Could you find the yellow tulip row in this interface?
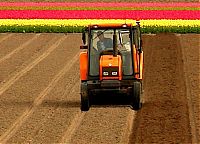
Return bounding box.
[0,19,199,27]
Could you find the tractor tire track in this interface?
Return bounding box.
[0,33,13,44]
[0,0,198,2]
[0,33,34,59]
[0,34,40,64]
[0,34,81,143]
[61,111,86,144]
[0,52,79,143]
[0,34,61,86]
[0,34,80,138]
[7,61,80,143]
[129,33,192,143]
[178,34,200,143]
[0,36,66,96]
[70,107,133,144]
[129,35,155,142]
[182,47,198,143]
[119,109,136,144]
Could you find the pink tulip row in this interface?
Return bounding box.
[0,10,199,20]
[0,2,199,8]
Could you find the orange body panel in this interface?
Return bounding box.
[133,45,144,80]
[139,51,144,80]
[99,55,122,80]
[80,52,88,81]
[133,45,139,78]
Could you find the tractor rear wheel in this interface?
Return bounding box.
[81,83,90,111]
[130,81,142,110]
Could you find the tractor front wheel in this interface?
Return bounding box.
[130,81,142,110]
[81,83,90,111]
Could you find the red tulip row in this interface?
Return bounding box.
[0,2,200,7]
[0,10,199,19]
[0,2,199,20]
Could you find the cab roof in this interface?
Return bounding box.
[88,23,133,29]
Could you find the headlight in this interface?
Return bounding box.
[103,72,109,76]
[112,72,118,76]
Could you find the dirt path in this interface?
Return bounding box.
[0,0,198,2]
[129,33,194,143]
[0,33,199,143]
[178,34,200,143]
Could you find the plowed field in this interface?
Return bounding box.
[0,0,199,2]
[0,33,199,143]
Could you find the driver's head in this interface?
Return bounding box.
[97,31,104,41]
[122,34,130,44]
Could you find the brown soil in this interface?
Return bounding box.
[0,33,199,143]
[129,33,199,143]
[6,0,200,2]
[0,0,199,2]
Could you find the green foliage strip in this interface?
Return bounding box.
[0,25,199,33]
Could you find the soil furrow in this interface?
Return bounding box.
[6,61,80,143]
[183,50,198,143]
[0,33,61,86]
[0,34,80,139]
[129,33,192,143]
[71,107,133,144]
[178,34,200,143]
[0,52,79,143]
[61,111,86,143]
[118,109,136,144]
[0,33,34,59]
[142,34,155,105]
[0,33,13,44]
[0,35,66,95]
[0,34,40,63]
[0,0,198,2]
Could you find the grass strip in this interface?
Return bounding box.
[0,25,199,33]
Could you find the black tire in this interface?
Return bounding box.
[80,83,90,111]
[130,81,142,110]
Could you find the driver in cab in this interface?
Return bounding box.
[97,31,113,52]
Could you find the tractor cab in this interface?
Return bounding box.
[80,22,143,111]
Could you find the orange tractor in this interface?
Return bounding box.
[80,22,144,111]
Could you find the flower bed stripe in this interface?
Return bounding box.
[1,19,199,27]
[0,19,199,33]
[0,6,199,11]
[0,10,199,20]
[0,2,199,33]
[0,2,199,11]
[0,2,199,8]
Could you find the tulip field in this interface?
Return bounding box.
[0,2,199,33]
[0,0,199,144]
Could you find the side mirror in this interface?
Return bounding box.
[80,45,88,49]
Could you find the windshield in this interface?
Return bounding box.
[89,29,133,76]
